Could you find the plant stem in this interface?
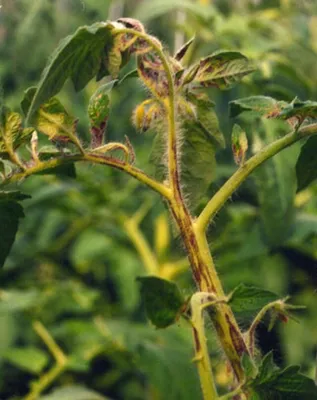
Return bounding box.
[197,123,317,232]
[193,227,249,382]
[122,214,160,275]
[24,364,66,400]
[24,321,68,400]
[190,292,219,400]
[131,25,251,385]
[1,152,171,200]
[112,27,180,196]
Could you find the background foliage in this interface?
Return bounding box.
[0,0,316,398]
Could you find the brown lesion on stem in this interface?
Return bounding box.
[193,327,201,353]
[225,314,248,357]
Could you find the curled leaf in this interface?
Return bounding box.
[0,107,32,157]
[231,124,248,166]
[180,63,200,87]
[174,36,195,61]
[132,99,163,132]
[137,53,169,98]
[88,80,117,148]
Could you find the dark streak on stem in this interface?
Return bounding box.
[225,314,248,357]
[193,327,201,353]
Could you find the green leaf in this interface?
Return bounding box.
[39,385,108,400]
[182,122,217,207]
[3,346,49,374]
[150,120,217,209]
[250,353,317,399]
[137,276,185,328]
[0,191,30,268]
[187,93,225,148]
[242,352,258,379]
[0,289,39,313]
[22,88,77,142]
[253,120,299,246]
[100,319,200,400]
[117,68,139,85]
[255,351,279,382]
[296,136,317,191]
[0,107,32,156]
[229,284,279,318]
[287,212,317,243]
[26,22,114,121]
[194,50,255,90]
[229,96,287,118]
[137,327,201,399]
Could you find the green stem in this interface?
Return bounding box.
[113,27,179,194]
[197,123,317,232]
[246,297,291,356]
[190,292,219,400]
[219,384,244,400]
[24,321,68,400]
[1,152,171,200]
[122,214,160,275]
[117,26,250,385]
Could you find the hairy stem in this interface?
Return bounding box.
[197,123,317,232]
[1,152,171,199]
[128,25,251,385]
[190,292,220,400]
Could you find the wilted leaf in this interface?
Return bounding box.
[137,53,170,98]
[0,107,32,156]
[229,284,279,318]
[194,50,255,89]
[0,191,30,268]
[4,346,49,374]
[88,80,117,147]
[296,136,317,191]
[22,88,77,142]
[137,276,185,328]
[174,36,195,61]
[231,124,248,165]
[26,22,114,121]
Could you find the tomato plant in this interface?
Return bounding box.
[1,9,317,400]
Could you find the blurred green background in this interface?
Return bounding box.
[0,0,317,399]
